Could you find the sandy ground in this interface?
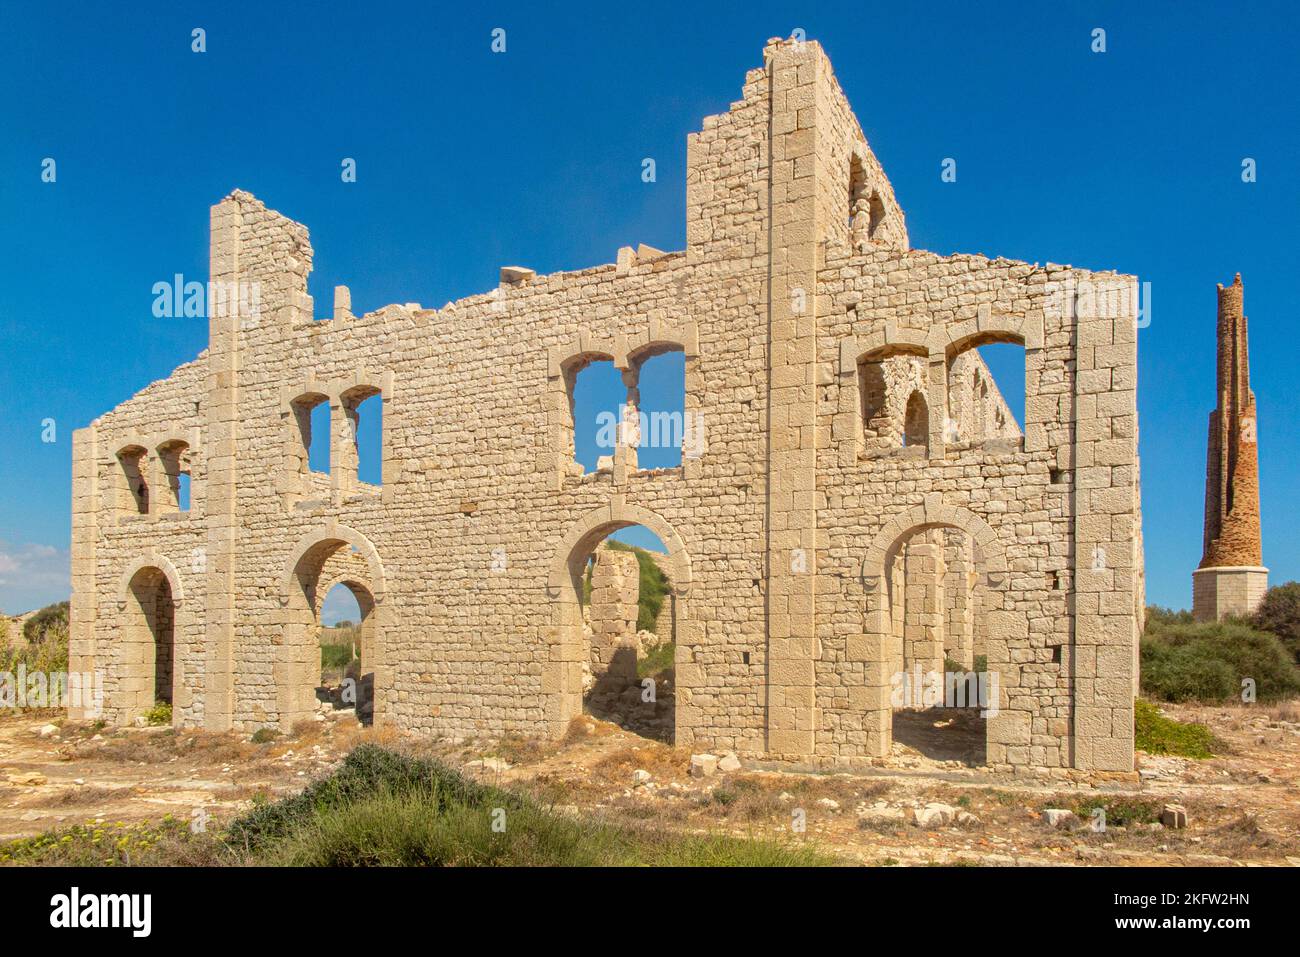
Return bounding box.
[2,701,1299,865]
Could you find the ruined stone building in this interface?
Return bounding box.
[69,37,1144,773]
[1194,274,1267,620]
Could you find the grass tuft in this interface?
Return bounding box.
[1134,699,1216,759]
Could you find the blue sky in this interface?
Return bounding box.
[1,1,1296,617]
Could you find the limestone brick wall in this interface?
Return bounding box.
[70,357,208,726]
[70,36,1141,773]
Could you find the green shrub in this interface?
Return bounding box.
[1253,582,1300,664]
[320,643,356,669]
[1140,618,1300,704]
[22,601,69,643]
[236,746,832,867]
[1141,642,1236,702]
[0,614,68,674]
[0,816,229,867]
[1145,605,1194,629]
[259,787,832,867]
[637,640,675,679]
[1133,699,1215,758]
[226,744,515,851]
[143,701,172,726]
[250,728,279,745]
[1069,790,1164,826]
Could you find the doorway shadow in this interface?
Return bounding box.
[891,707,987,765]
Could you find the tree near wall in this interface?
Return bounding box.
[23,601,69,643]
[1253,582,1300,664]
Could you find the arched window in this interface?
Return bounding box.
[945,336,1026,447]
[867,192,886,240]
[849,155,869,244]
[858,349,927,455]
[156,439,192,514]
[288,392,331,500]
[560,339,691,478]
[849,153,888,244]
[341,384,383,489]
[630,346,687,470]
[566,355,622,474]
[116,445,149,515]
[904,390,929,448]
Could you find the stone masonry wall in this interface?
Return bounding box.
[70,37,1142,773]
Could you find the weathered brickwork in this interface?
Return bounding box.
[69,37,1143,773]
[1194,274,1266,621]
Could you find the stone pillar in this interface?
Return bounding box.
[333,394,359,499]
[903,530,947,682]
[587,547,640,687]
[68,425,100,720]
[944,531,974,669]
[619,367,640,473]
[1070,274,1139,772]
[762,37,823,758]
[202,195,242,731]
[204,191,315,731]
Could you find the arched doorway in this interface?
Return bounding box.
[317,579,377,725]
[546,505,694,745]
[278,525,386,733]
[579,529,676,742]
[121,565,177,724]
[855,502,1025,764]
[883,524,988,764]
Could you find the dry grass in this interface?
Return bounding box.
[754,771,891,804]
[68,729,253,765]
[212,784,273,802]
[706,776,785,821]
[1202,812,1297,859]
[1267,700,1300,723]
[700,772,893,826]
[485,733,556,766]
[28,786,120,809]
[520,772,578,806]
[563,714,620,744]
[592,744,688,783]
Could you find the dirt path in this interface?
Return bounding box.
[0,710,381,841]
[3,701,1299,865]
